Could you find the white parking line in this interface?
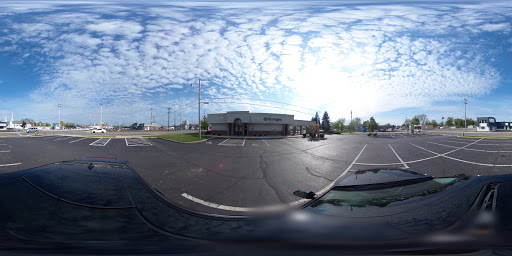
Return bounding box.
[16,133,22,136]
[429,141,512,153]
[218,139,230,145]
[125,138,152,146]
[262,139,269,146]
[182,144,368,212]
[242,139,246,147]
[356,139,483,166]
[69,138,87,143]
[410,139,512,167]
[89,138,111,146]
[54,137,73,141]
[0,163,21,167]
[282,139,292,145]
[0,150,11,153]
[389,144,409,168]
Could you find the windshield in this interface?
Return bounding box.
[310,178,459,213]
[1,0,512,253]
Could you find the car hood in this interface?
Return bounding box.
[1,159,512,254]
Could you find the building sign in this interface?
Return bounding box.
[264,117,283,121]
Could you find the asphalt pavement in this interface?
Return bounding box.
[2,132,512,215]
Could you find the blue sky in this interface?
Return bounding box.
[1,1,512,126]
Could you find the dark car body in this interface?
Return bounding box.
[1,159,511,255]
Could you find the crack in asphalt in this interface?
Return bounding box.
[257,152,286,203]
[305,166,334,182]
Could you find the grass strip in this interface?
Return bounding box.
[153,133,210,142]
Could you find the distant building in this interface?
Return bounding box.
[0,121,6,130]
[477,117,512,131]
[131,123,144,130]
[144,122,161,131]
[208,111,313,136]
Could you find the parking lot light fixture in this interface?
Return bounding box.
[191,79,202,139]
[58,104,61,130]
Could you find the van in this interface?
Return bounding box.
[26,127,38,133]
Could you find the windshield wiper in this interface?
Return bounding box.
[332,177,434,191]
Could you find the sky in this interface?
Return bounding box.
[1,0,512,126]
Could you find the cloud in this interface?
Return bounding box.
[0,1,510,123]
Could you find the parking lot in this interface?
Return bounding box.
[2,133,512,215]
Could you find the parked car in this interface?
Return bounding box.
[25,127,38,133]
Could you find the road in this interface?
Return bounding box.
[2,132,512,215]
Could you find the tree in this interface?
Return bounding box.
[445,117,454,126]
[311,112,320,125]
[60,121,65,127]
[321,111,331,132]
[367,117,379,133]
[21,118,35,125]
[467,118,475,126]
[414,114,428,125]
[308,123,320,138]
[332,118,345,131]
[431,120,438,127]
[201,116,209,131]
[403,118,410,126]
[454,118,464,128]
[411,117,420,125]
[21,121,26,128]
[439,121,444,126]
[349,117,362,131]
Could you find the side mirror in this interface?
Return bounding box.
[293,190,316,199]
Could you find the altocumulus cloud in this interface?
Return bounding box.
[0,1,510,122]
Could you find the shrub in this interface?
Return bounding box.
[367,133,372,136]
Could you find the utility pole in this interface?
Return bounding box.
[174,113,176,131]
[89,113,91,127]
[58,104,61,129]
[150,108,153,124]
[179,112,182,134]
[167,108,171,132]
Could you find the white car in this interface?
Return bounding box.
[26,127,38,133]
[91,128,106,133]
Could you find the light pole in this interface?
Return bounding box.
[191,79,201,139]
[350,110,352,134]
[100,103,103,128]
[179,112,182,134]
[58,104,61,129]
[167,108,171,132]
[464,98,467,132]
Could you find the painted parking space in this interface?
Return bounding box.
[53,136,74,141]
[0,139,21,168]
[125,138,152,146]
[218,138,246,146]
[89,138,111,146]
